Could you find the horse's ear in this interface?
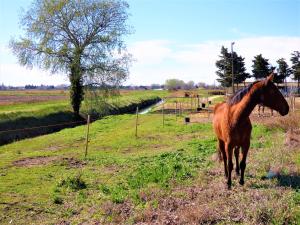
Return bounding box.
[267,73,274,82]
[264,73,274,85]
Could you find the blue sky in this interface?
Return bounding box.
[127,0,300,42]
[0,0,299,86]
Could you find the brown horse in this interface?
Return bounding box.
[213,74,289,188]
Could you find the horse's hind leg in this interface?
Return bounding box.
[218,139,227,178]
[234,147,240,175]
[225,143,233,189]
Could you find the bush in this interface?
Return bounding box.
[53,195,63,204]
[58,174,87,191]
[264,113,300,132]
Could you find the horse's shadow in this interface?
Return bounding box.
[249,172,300,190]
[277,174,300,189]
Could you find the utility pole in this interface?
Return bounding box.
[231,42,235,94]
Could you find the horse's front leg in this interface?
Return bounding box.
[225,143,233,189]
[240,141,250,185]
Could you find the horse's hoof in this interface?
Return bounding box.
[227,181,232,189]
[239,180,244,185]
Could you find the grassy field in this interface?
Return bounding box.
[0,90,167,145]
[0,112,299,224]
[0,89,168,114]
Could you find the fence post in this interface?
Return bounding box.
[84,115,90,159]
[179,102,182,115]
[135,106,139,138]
[175,101,178,120]
[162,102,165,127]
[293,96,296,112]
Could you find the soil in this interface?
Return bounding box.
[13,156,86,168]
[13,156,59,167]
[0,95,67,105]
[61,157,86,168]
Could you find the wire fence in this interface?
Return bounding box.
[0,120,86,134]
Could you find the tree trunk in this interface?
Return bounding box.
[298,78,299,94]
[70,52,84,115]
[70,71,83,115]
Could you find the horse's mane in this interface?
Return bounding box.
[228,81,260,105]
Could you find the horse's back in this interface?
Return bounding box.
[213,101,252,145]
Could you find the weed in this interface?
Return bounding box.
[264,113,300,132]
[127,151,197,189]
[100,184,111,195]
[58,174,87,191]
[52,195,63,204]
[76,190,87,203]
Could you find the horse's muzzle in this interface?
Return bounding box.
[279,105,289,116]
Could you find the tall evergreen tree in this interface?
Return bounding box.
[215,46,249,88]
[233,54,250,86]
[216,46,231,87]
[290,51,300,93]
[252,54,272,80]
[274,58,291,84]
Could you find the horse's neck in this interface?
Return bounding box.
[231,89,259,123]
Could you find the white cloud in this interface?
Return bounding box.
[235,36,300,69]
[0,63,68,86]
[0,44,10,55]
[0,44,68,86]
[126,36,300,85]
[129,40,172,65]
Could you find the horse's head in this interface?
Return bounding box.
[258,73,289,116]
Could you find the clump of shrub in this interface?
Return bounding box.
[58,174,87,191]
[52,195,63,204]
[208,90,225,95]
[264,113,300,132]
[100,184,128,204]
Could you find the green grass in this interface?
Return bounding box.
[0,113,299,224]
[0,90,167,145]
[0,114,215,224]
[0,90,167,115]
[0,89,299,224]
